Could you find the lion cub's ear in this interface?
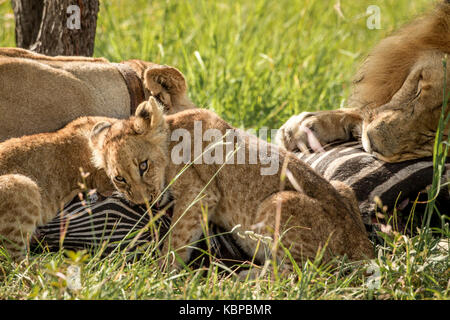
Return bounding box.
[89,121,112,168]
[143,65,187,113]
[133,97,165,135]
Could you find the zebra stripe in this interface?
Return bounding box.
[297,143,449,223]
[33,194,171,254]
[34,143,449,260]
[32,193,249,266]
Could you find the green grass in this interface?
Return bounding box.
[0,0,430,130]
[94,0,431,131]
[0,0,448,299]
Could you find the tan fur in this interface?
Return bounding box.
[0,117,115,259]
[277,2,450,162]
[90,98,374,270]
[0,48,195,142]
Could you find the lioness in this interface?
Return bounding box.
[0,116,114,258]
[89,98,374,269]
[0,47,195,142]
[276,2,450,163]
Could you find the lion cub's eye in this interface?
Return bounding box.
[115,175,126,183]
[139,160,148,176]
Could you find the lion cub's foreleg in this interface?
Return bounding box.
[0,174,42,259]
[161,168,219,270]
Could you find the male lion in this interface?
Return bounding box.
[0,48,195,142]
[89,98,374,270]
[276,1,450,163]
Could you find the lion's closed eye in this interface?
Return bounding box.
[115,175,127,183]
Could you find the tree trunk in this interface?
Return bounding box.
[11,0,44,49]
[11,0,99,57]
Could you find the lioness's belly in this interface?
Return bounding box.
[0,57,130,141]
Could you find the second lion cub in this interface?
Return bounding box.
[0,117,115,259]
[90,98,374,269]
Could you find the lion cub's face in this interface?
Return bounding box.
[90,98,169,205]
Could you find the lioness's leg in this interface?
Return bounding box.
[0,174,42,259]
[276,109,362,152]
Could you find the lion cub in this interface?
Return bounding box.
[0,117,114,259]
[90,98,374,269]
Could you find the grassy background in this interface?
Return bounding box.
[0,0,448,300]
[0,0,432,129]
